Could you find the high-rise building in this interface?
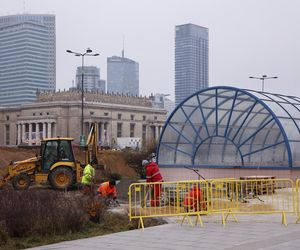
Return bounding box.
[107,51,139,96]
[175,23,209,105]
[76,66,106,92]
[0,14,56,106]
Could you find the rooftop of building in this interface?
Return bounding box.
[37,89,154,108]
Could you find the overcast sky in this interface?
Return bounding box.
[1,0,300,100]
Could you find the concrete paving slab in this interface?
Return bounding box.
[27,214,300,250]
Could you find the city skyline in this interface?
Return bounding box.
[1,0,300,101]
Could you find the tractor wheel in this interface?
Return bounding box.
[49,167,74,190]
[12,173,31,190]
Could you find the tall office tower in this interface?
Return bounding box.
[0,14,56,106]
[107,51,139,96]
[76,66,106,92]
[175,23,209,105]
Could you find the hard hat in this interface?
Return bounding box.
[142,160,149,166]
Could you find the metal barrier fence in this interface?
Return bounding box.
[128,180,209,229]
[128,178,297,229]
[296,179,300,223]
[210,178,294,226]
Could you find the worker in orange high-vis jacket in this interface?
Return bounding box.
[97,180,117,200]
[183,185,206,212]
[142,159,164,206]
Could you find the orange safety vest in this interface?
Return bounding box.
[97,181,117,198]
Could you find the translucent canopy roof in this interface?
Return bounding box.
[157,86,300,169]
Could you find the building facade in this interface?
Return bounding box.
[175,23,209,106]
[0,14,56,106]
[76,66,106,92]
[0,90,166,148]
[107,54,139,96]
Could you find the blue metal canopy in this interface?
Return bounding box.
[157,86,300,169]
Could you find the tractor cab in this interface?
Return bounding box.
[40,138,75,172]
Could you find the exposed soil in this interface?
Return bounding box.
[0,146,137,181]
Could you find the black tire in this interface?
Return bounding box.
[12,173,31,190]
[49,167,74,190]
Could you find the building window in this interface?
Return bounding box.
[6,115,9,121]
[47,112,49,115]
[143,116,146,121]
[154,116,157,120]
[130,123,135,137]
[117,123,122,137]
[130,114,134,120]
[40,113,42,116]
[33,113,36,116]
[118,113,122,120]
[90,111,94,115]
[104,112,109,116]
[5,124,10,145]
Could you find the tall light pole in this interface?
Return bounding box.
[249,75,278,92]
[66,48,99,147]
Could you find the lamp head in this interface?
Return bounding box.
[86,48,92,53]
[93,53,100,56]
[262,75,267,78]
[66,50,73,53]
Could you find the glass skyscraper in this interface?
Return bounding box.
[0,14,56,106]
[107,53,139,96]
[76,66,106,92]
[175,23,209,105]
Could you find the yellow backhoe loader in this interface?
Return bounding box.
[0,122,98,190]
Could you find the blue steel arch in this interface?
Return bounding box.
[157,86,294,169]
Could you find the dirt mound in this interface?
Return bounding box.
[0,147,137,179]
[0,147,38,176]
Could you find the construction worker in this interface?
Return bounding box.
[97,180,117,200]
[81,160,96,195]
[183,185,206,212]
[142,159,164,206]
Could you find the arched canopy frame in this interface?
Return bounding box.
[157,86,299,169]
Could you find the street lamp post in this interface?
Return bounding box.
[249,75,278,92]
[66,48,99,147]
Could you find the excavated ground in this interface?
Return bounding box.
[0,146,138,197]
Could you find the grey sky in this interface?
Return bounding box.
[1,0,300,100]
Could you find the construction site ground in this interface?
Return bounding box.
[0,146,138,197]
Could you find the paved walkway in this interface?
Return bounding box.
[28,214,300,250]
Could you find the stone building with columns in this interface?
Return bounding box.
[0,90,167,147]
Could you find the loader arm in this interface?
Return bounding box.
[84,122,98,165]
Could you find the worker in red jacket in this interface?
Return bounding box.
[183,185,206,212]
[142,159,164,206]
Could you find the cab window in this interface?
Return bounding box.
[59,140,74,161]
[43,141,58,171]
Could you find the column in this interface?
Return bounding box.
[97,122,102,145]
[52,122,56,137]
[100,122,105,144]
[22,123,26,143]
[29,123,32,146]
[155,126,159,140]
[17,123,21,145]
[36,123,40,144]
[42,122,46,139]
[47,122,52,138]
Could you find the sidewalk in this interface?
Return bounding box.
[28,214,300,250]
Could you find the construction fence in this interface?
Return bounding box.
[128,178,300,229]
